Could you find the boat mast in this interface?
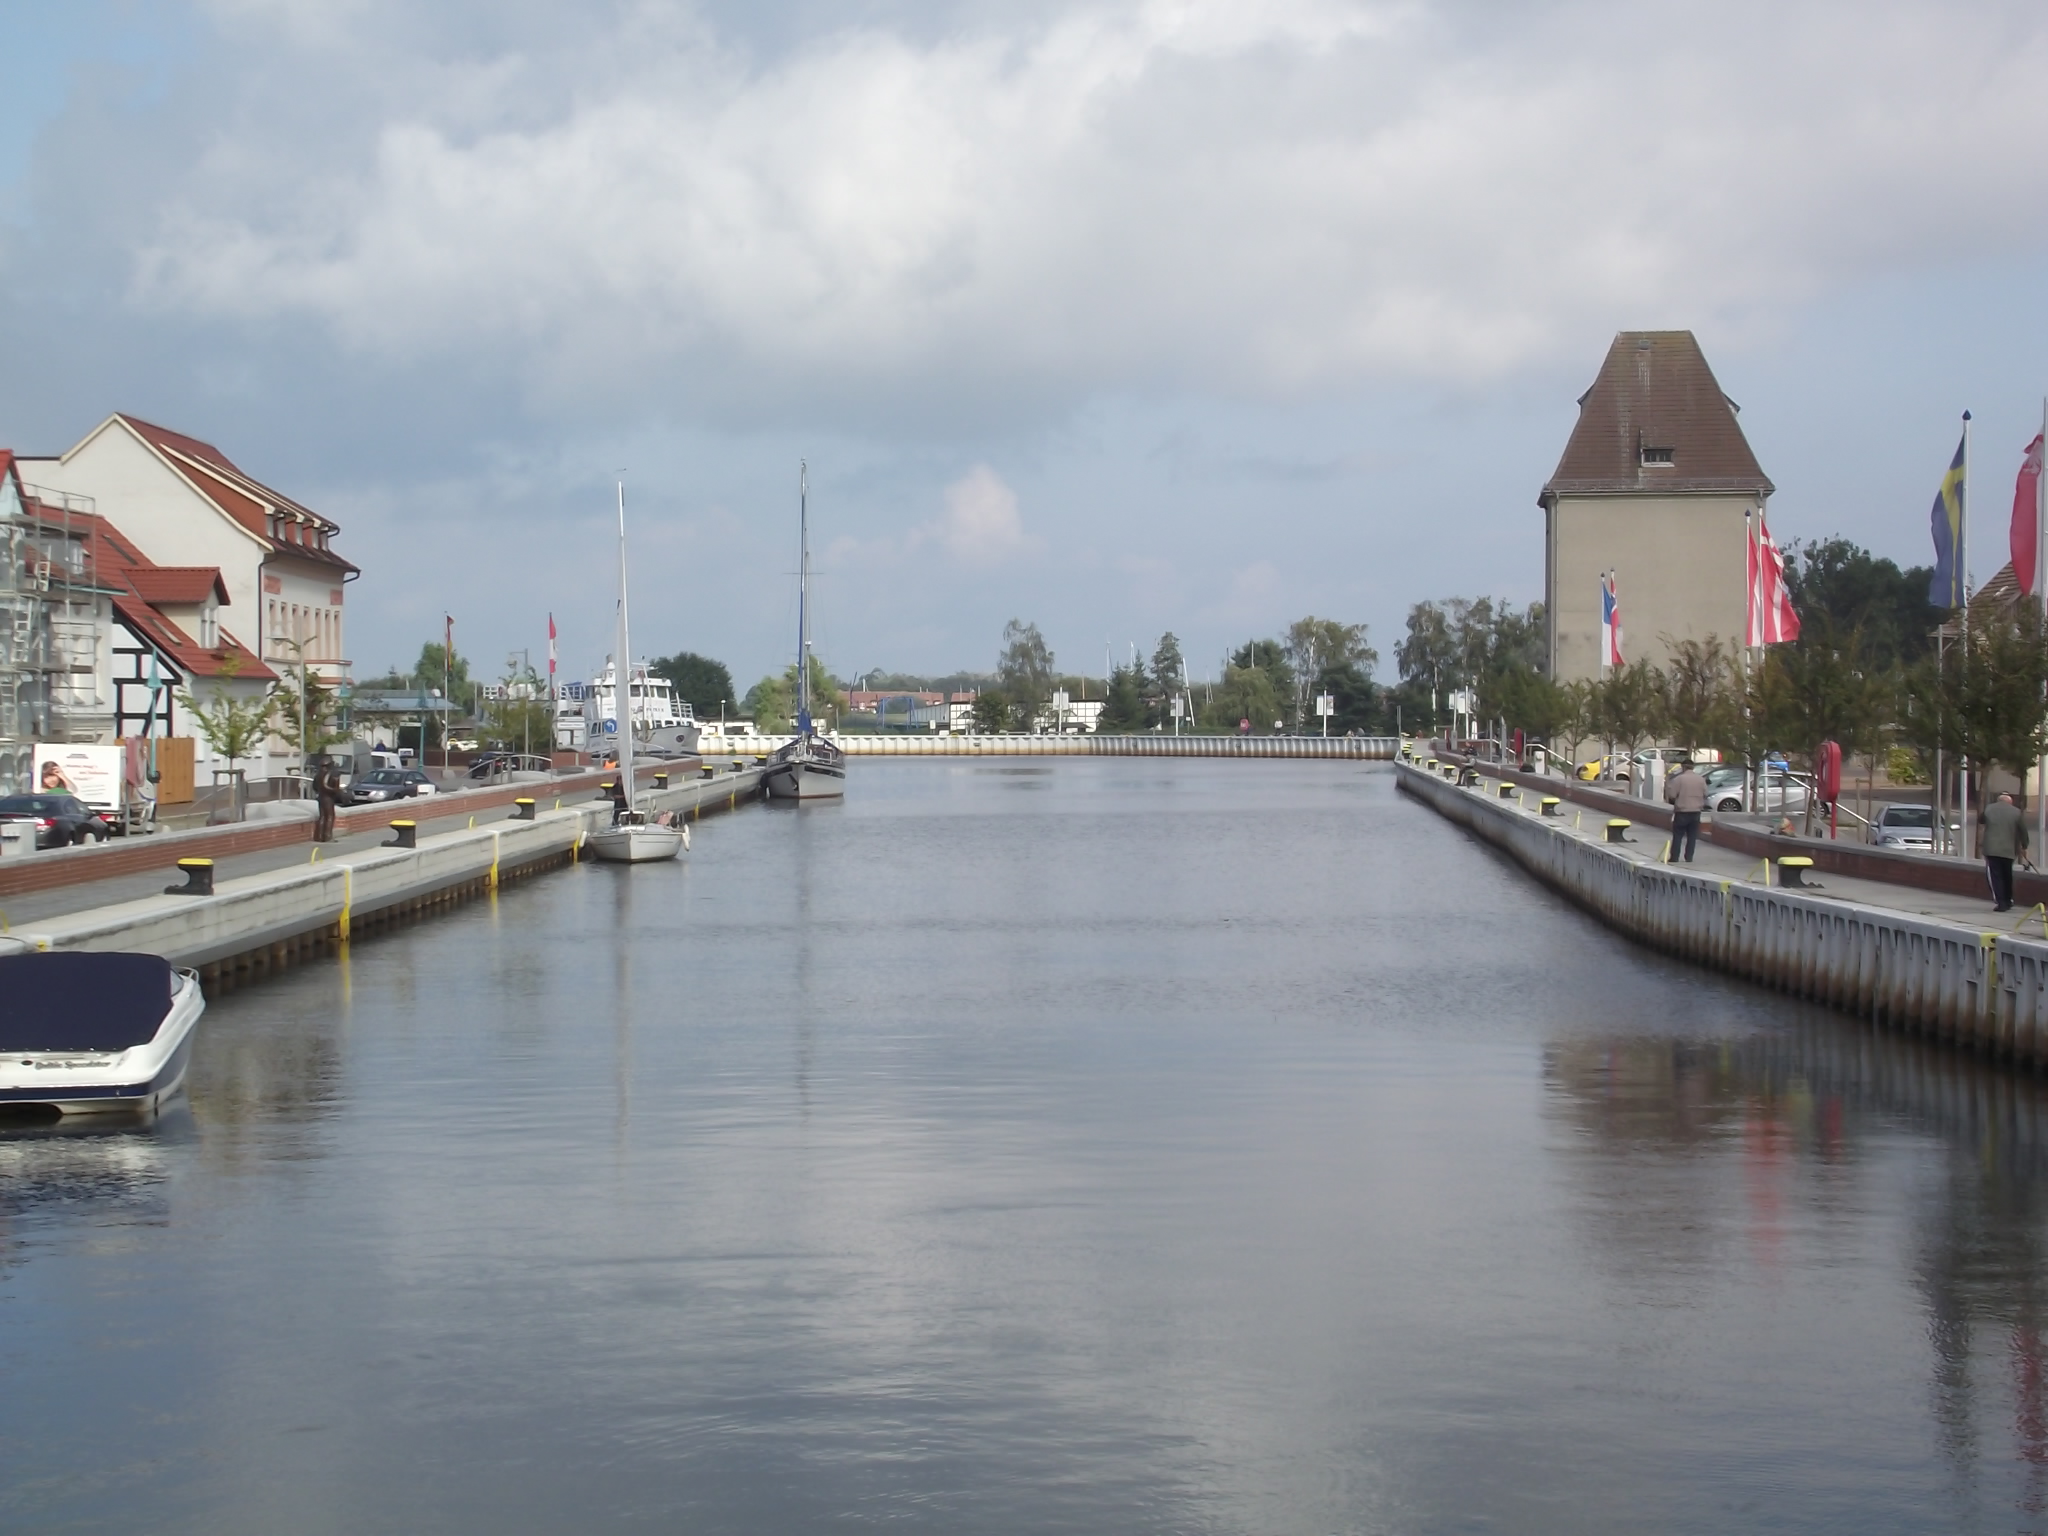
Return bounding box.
[616,477,635,813]
[796,460,812,739]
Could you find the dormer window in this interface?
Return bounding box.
[1641,445,1675,467]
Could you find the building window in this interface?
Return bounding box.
[1641,446,1675,466]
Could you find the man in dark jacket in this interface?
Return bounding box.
[1982,792,2030,911]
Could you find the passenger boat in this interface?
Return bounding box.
[587,480,684,865]
[0,951,205,1114]
[764,462,846,801]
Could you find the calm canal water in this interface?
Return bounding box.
[7,760,2048,1533]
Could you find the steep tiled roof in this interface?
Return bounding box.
[1541,332,1774,501]
[127,566,229,606]
[70,511,275,682]
[115,414,358,574]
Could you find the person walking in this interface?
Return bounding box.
[1981,791,2030,911]
[1664,757,1708,863]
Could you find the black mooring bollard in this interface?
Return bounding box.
[1541,797,1563,817]
[1458,767,1480,787]
[597,780,616,802]
[512,798,536,822]
[654,771,669,789]
[164,857,214,897]
[700,766,717,780]
[385,819,417,849]
[1777,855,1815,888]
[1605,819,1632,844]
[1497,783,1516,799]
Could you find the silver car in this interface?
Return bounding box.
[1868,803,1936,851]
[1704,768,1809,814]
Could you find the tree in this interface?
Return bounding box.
[1203,665,1284,733]
[1903,608,2048,798]
[650,652,735,716]
[1227,639,1295,727]
[1784,538,1939,670]
[1098,666,1146,732]
[971,689,1014,733]
[996,620,1056,724]
[482,695,554,754]
[1661,636,1732,750]
[411,641,470,696]
[1311,660,1379,735]
[1592,662,1666,764]
[1286,618,1384,729]
[1549,679,1597,768]
[742,674,794,732]
[1149,633,1185,727]
[266,660,350,763]
[179,655,272,813]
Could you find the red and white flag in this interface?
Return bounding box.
[2012,432,2045,597]
[547,612,558,677]
[1600,572,1624,668]
[1746,511,1800,646]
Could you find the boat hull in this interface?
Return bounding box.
[764,757,846,800]
[587,824,685,863]
[0,973,204,1115]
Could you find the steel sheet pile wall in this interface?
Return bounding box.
[1397,761,2048,1067]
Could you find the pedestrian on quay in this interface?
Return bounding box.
[313,764,344,843]
[1981,791,2030,912]
[1663,756,1708,863]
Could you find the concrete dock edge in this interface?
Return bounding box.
[1396,759,2048,1068]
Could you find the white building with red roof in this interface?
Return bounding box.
[20,414,356,688]
[0,449,275,799]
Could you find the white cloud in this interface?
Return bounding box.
[918,463,1030,565]
[124,0,2048,425]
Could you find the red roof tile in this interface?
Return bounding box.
[68,509,275,682]
[127,566,229,606]
[114,413,358,574]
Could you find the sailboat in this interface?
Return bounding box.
[588,479,685,863]
[764,461,846,801]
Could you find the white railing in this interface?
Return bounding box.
[714,734,1399,759]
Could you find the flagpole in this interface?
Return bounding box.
[2038,397,2047,858]
[1959,412,1973,864]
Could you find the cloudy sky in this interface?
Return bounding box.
[4,0,2047,691]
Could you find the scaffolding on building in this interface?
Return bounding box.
[0,478,101,796]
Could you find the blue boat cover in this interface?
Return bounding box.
[0,952,175,1052]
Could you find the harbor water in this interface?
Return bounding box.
[8,760,2048,1533]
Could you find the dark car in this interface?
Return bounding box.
[348,768,438,804]
[0,793,113,849]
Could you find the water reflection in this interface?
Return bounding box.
[11,762,2048,1533]
[1549,1019,2048,1530]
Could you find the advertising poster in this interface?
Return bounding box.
[32,743,125,812]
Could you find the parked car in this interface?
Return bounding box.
[1868,803,1937,851]
[1702,768,1809,814]
[0,792,114,848]
[348,768,438,804]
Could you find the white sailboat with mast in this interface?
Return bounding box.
[588,479,685,863]
[764,461,846,800]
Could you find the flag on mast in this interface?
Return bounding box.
[1600,572,1623,668]
[2013,432,2046,597]
[1746,510,1800,645]
[1929,429,1968,607]
[547,613,558,678]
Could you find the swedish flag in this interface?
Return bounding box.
[1928,431,1967,607]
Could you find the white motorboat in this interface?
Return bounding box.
[764,461,846,802]
[586,479,683,865]
[0,951,205,1114]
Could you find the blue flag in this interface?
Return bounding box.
[1929,430,1967,607]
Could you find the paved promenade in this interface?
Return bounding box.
[1472,769,2035,937]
